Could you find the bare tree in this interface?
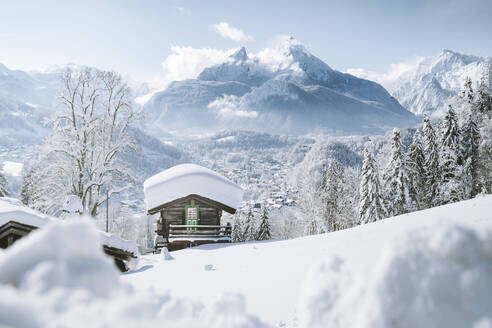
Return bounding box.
[24,68,140,216]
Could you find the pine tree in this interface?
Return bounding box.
[408,129,425,209]
[359,148,385,224]
[321,161,344,232]
[383,129,415,216]
[256,204,271,241]
[422,115,440,207]
[461,110,481,197]
[0,165,8,197]
[460,77,474,105]
[476,60,492,116]
[231,214,244,242]
[242,207,257,241]
[439,105,462,204]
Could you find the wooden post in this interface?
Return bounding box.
[7,235,14,247]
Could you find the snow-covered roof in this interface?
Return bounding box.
[0,197,138,255]
[143,163,244,213]
[0,197,56,228]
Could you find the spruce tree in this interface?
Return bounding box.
[243,207,257,241]
[476,61,492,116]
[383,129,415,216]
[461,110,481,197]
[256,204,271,241]
[321,161,344,232]
[0,168,8,197]
[408,129,425,209]
[422,115,440,207]
[231,214,244,242]
[359,148,386,224]
[439,105,462,204]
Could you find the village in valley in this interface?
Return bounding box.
[1,1,492,327]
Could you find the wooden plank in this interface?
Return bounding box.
[148,194,237,215]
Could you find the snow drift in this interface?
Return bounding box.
[143,163,244,212]
[298,221,492,328]
[0,221,268,328]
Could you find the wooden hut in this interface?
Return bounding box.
[144,164,243,251]
[0,197,137,271]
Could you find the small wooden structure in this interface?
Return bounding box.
[0,198,136,272]
[144,164,243,251]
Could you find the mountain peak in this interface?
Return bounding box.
[230,47,248,62]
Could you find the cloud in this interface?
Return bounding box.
[345,56,426,91]
[157,45,238,88]
[212,22,253,42]
[208,95,258,119]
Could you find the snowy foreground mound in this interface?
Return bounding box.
[1,196,492,327]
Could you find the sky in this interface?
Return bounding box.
[0,0,491,83]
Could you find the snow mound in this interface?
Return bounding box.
[299,221,492,328]
[0,197,138,255]
[0,222,269,327]
[144,163,243,212]
[0,220,120,296]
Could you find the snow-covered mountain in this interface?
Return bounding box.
[348,50,490,116]
[144,37,417,136]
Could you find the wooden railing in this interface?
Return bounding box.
[168,224,232,240]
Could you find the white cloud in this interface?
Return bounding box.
[212,22,253,42]
[208,95,258,119]
[157,45,238,88]
[345,56,426,91]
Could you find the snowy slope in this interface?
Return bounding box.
[144,37,417,136]
[348,50,490,115]
[1,195,491,327]
[123,195,492,327]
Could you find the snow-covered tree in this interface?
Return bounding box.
[0,165,8,197]
[408,129,425,209]
[461,110,481,197]
[383,129,415,216]
[320,161,345,232]
[243,207,257,241]
[359,148,385,224]
[422,115,440,207]
[26,68,140,215]
[231,214,244,242]
[476,61,492,116]
[256,204,271,241]
[439,105,463,204]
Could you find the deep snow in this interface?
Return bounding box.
[1,195,492,327]
[123,194,492,327]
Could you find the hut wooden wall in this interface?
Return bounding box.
[160,197,222,228]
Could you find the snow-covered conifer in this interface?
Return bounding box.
[243,207,257,241]
[321,161,344,232]
[422,115,440,207]
[256,204,271,241]
[0,165,8,197]
[461,110,481,197]
[476,61,492,116]
[383,129,415,216]
[439,105,462,204]
[231,214,244,242]
[359,148,385,224]
[408,129,425,209]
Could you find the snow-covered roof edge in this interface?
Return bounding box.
[143,164,244,213]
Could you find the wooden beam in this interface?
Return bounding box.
[148,194,237,215]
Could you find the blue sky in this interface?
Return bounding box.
[0,0,491,81]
